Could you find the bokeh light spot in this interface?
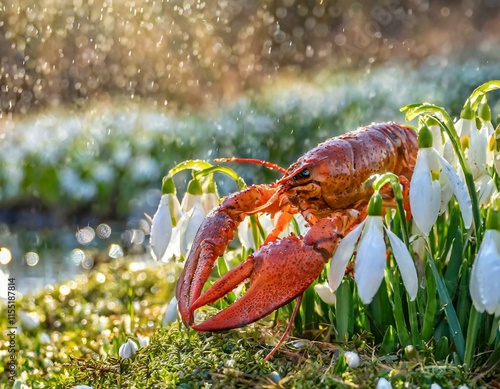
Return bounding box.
[0,247,12,265]
[70,249,85,266]
[25,251,40,266]
[109,244,124,258]
[82,256,94,269]
[96,223,112,239]
[76,226,96,245]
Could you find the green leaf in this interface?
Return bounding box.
[379,325,398,355]
[435,336,449,361]
[421,261,437,342]
[427,252,466,363]
[336,279,353,341]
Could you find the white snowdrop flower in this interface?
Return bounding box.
[150,194,177,261]
[410,125,472,235]
[178,202,206,257]
[162,296,179,326]
[72,386,93,389]
[329,214,418,304]
[476,175,497,207]
[344,351,360,368]
[118,339,138,359]
[470,229,500,315]
[314,281,336,305]
[430,383,442,389]
[376,377,392,389]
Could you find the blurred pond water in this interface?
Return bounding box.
[1,59,499,295]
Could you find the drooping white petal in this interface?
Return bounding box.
[470,230,500,314]
[328,221,364,292]
[314,281,336,305]
[201,192,219,215]
[410,149,441,235]
[437,154,473,229]
[180,193,202,213]
[150,194,174,261]
[355,216,386,304]
[162,227,181,261]
[237,218,256,251]
[179,202,206,257]
[162,296,179,325]
[467,126,488,179]
[385,228,418,301]
[455,118,475,138]
[476,175,497,207]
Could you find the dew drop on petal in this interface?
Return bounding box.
[25,251,40,266]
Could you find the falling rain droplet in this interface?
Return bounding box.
[25,252,40,266]
[76,226,96,245]
[96,223,112,239]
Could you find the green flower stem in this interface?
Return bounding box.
[464,308,482,366]
[371,173,410,246]
[193,166,247,190]
[167,159,213,176]
[421,261,437,342]
[427,251,465,363]
[465,80,500,112]
[386,270,412,347]
[408,300,420,346]
[488,316,500,345]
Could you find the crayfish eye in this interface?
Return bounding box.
[293,168,311,182]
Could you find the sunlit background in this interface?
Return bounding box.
[1,0,500,294]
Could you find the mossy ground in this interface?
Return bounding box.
[1,257,498,388]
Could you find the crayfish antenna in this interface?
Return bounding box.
[263,294,303,362]
[214,157,287,175]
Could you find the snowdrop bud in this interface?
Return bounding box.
[376,377,392,389]
[72,386,93,389]
[430,383,442,389]
[267,371,281,383]
[118,339,138,359]
[457,386,469,389]
[344,351,360,368]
